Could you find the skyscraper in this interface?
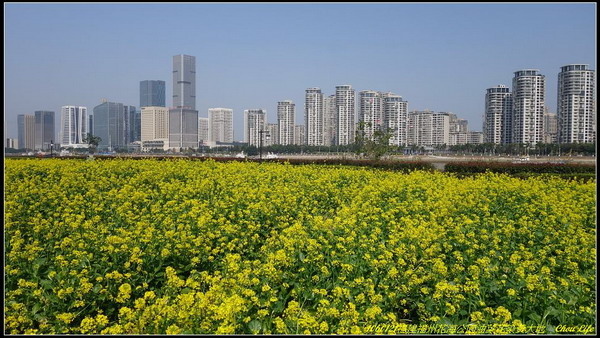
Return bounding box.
[170,55,198,150]
[92,101,134,150]
[484,85,512,144]
[88,115,94,137]
[277,100,295,146]
[169,108,198,150]
[335,85,355,145]
[172,55,196,109]
[305,88,324,146]
[34,110,55,150]
[17,114,35,150]
[124,106,139,144]
[512,69,545,145]
[140,80,166,108]
[244,109,267,147]
[60,106,87,147]
[383,93,408,147]
[208,108,234,143]
[557,64,596,143]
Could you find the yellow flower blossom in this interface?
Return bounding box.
[4,159,595,334]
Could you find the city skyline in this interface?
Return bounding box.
[5,3,596,142]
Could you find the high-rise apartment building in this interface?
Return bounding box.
[294,125,305,145]
[266,123,279,147]
[322,95,336,146]
[172,55,196,109]
[543,110,558,144]
[512,69,545,145]
[18,114,35,150]
[335,85,355,145]
[34,110,55,150]
[383,93,408,146]
[169,108,198,150]
[305,88,324,146]
[408,110,433,147]
[140,106,169,142]
[357,90,408,146]
[484,85,512,144]
[358,90,384,141]
[557,64,596,143]
[140,80,166,108]
[198,117,209,145]
[447,113,469,146]
[408,111,450,147]
[277,100,295,146]
[60,106,87,147]
[455,117,469,133]
[208,108,234,143]
[450,132,468,146]
[92,101,135,150]
[432,112,451,146]
[244,109,267,147]
[467,131,484,144]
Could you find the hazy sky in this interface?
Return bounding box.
[4,3,596,142]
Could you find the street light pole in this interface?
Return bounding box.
[259,129,265,160]
[50,140,53,156]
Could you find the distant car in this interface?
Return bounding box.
[235,152,247,159]
[265,152,279,159]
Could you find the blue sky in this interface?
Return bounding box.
[4,3,596,142]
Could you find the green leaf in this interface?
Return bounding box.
[439,317,454,325]
[40,279,53,290]
[528,313,541,323]
[272,301,285,314]
[248,319,261,334]
[546,306,560,317]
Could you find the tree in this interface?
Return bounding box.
[82,134,102,154]
[354,122,394,160]
[353,121,368,157]
[366,128,394,159]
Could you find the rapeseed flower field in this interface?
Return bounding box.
[4,159,596,334]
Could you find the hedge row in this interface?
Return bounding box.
[198,157,436,172]
[444,161,596,174]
